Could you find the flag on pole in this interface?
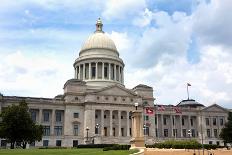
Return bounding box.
[145,107,154,115]
[157,105,165,111]
[173,106,182,114]
[187,83,191,86]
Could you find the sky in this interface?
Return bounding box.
[0,0,232,109]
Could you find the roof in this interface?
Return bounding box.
[133,84,153,90]
[177,99,205,107]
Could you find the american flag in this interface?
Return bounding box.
[173,106,182,114]
[145,107,154,115]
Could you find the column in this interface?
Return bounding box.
[122,68,124,83]
[96,62,98,79]
[188,115,191,137]
[110,110,113,136]
[101,110,104,136]
[161,114,163,137]
[78,65,80,79]
[102,62,104,79]
[119,66,121,82]
[83,63,85,80]
[89,63,91,79]
[180,115,183,137]
[114,64,116,81]
[118,111,121,136]
[39,109,43,123]
[74,67,77,78]
[170,115,173,137]
[127,111,130,136]
[108,63,111,80]
[51,109,55,136]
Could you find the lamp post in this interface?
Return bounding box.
[95,124,100,135]
[86,127,89,141]
[135,102,138,110]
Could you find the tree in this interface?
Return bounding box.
[0,100,43,149]
[220,112,232,146]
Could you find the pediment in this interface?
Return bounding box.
[93,85,137,97]
[202,104,229,112]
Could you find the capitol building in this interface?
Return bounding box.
[0,19,229,147]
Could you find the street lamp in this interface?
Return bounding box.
[188,129,191,140]
[95,124,100,135]
[86,127,89,141]
[135,102,138,110]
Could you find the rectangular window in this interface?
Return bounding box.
[144,115,149,121]
[95,115,98,119]
[104,115,106,119]
[191,129,195,137]
[95,126,99,134]
[121,116,123,119]
[155,117,157,125]
[73,140,78,147]
[190,118,193,126]
[56,140,61,147]
[56,111,62,122]
[43,140,49,147]
[43,126,50,136]
[104,67,108,78]
[182,118,185,126]
[144,127,149,136]
[30,110,37,122]
[54,126,62,136]
[121,128,124,136]
[163,117,167,125]
[205,118,210,126]
[112,115,115,119]
[164,129,168,137]
[92,66,96,78]
[182,129,186,137]
[213,118,217,125]
[104,127,107,136]
[220,118,224,126]
[73,125,79,136]
[113,127,116,136]
[207,129,211,138]
[130,128,132,136]
[74,113,79,118]
[214,129,218,137]
[43,111,50,122]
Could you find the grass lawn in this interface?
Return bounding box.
[0,148,138,155]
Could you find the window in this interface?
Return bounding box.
[121,116,123,119]
[213,118,217,125]
[155,117,157,125]
[56,140,61,147]
[30,110,36,122]
[113,127,116,136]
[43,140,49,147]
[104,66,108,78]
[182,118,185,126]
[73,125,79,136]
[43,111,50,122]
[191,129,195,137]
[220,118,224,126]
[95,126,99,134]
[209,141,212,145]
[114,97,117,101]
[56,111,62,122]
[173,129,177,137]
[74,113,79,118]
[163,117,167,125]
[207,129,211,138]
[122,98,125,101]
[130,128,132,136]
[121,128,124,136]
[182,129,187,137]
[112,115,115,119]
[214,129,218,137]
[104,115,106,119]
[73,140,78,147]
[205,118,210,126]
[105,97,108,100]
[95,114,98,119]
[190,118,193,126]
[144,115,149,121]
[43,126,50,136]
[144,127,149,136]
[216,141,220,146]
[91,66,96,78]
[164,129,168,137]
[54,126,62,136]
[172,117,175,126]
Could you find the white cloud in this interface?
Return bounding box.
[102,0,146,20]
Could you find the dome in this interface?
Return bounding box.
[80,18,118,53]
[177,99,205,107]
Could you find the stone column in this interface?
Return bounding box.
[74,67,77,78]
[119,66,121,82]
[102,62,104,79]
[101,110,104,136]
[170,115,173,137]
[110,110,113,136]
[114,64,116,81]
[78,65,80,79]
[39,109,43,123]
[108,63,111,80]
[83,63,85,80]
[118,111,121,137]
[89,63,91,79]
[161,114,163,137]
[122,68,124,84]
[96,62,98,79]
[180,115,183,137]
[51,109,55,136]
[127,111,130,136]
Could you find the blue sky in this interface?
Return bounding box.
[1,0,232,108]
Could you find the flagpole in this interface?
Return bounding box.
[187,84,189,100]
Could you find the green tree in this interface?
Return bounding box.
[0,100,43,149]
[220,112,232,146]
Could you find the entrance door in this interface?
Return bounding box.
[73,140,78,147]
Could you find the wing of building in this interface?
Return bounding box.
[0,19,229,147]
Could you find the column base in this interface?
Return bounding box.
[130,137,145,148]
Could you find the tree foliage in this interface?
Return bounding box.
[0,100,43,149]
[220,112,232,145]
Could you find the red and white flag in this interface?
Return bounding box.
[157,105,165,111]
[145,107,154,115]
[173,106,182,114]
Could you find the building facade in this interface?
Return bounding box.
[0,19,229,147]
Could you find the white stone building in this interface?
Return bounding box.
[0,19,229,147]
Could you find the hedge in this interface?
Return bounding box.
[103,144,131,151]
